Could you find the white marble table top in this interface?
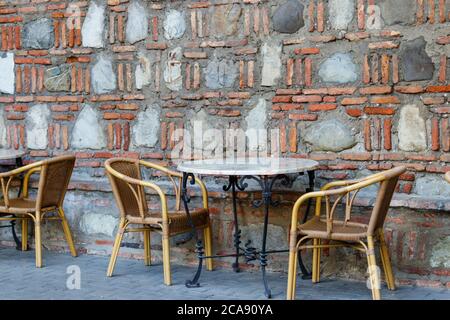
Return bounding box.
[177,157,319,176]
[0,149,26,160]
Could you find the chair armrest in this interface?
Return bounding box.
[22,167,41,198]
[0,160,43,179]
[0,161,44,208]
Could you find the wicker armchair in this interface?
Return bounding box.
[104,158,213,285]
[0,155,77,267]
[287,166,406,300]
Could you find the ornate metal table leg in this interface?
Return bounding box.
[260,176,272,298]
[11,156,24,250]
[298,170,315,279]
[223,176,244,273]
[181,172,205,288]
[241,174,291,298]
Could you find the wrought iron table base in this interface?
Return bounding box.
[181,171,315,298]
[0,156,25,250]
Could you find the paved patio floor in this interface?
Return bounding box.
[0,248,448,300]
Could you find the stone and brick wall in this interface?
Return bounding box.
[0,0,449,288]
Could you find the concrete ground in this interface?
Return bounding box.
[0,248,448,300]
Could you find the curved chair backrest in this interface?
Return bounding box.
[105,158,148,220]
[314,166,406,237]
[35,155,76,209]
[367,166,406,234]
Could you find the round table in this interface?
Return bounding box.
[0,149,27,250]
[178,157,319,298]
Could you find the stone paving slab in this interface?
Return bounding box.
[0,248,449,300]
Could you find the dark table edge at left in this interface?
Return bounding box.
[0,155,25,250]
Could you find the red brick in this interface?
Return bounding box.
[340,153,372,161]
[294,47,320,55]
[303,88,328,95]
[422,97,445,105]
[341,97,368,105]
[288,114,318,121]
[276,89,302,95]
[357,0,365,29]
[327,87,357,95]
[346,108,362,117]
[368,41,399,49]
[394,85,424,93]
[370,95,400,104]
[289,123,297,153]
[384,118,392,150]
[217,110,241,117]
[292,95,322,103]
[426,85,450,93]
[272,96,292,103]
[308,104,337,112]
[359,86,392,95]
[431,118,440,151]
[364,106,396,115]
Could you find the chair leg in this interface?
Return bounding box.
[286,249,298,300]
[366,236,381,300]
[34,213,42,268]
[203,225,213,271]
[21,217,28,251]
[58,208,77,257]
[143,228,151,266]
[162,232,172,286]
[106,218,126,277]
[378,230,396,290]
[312,239,321,283]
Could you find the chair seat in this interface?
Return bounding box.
[126,208,209,235]
[0,197,37,214]
[298,216,368,241]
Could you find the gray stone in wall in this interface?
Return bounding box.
[241,223,287,251]
[163,10,186,40]
[400,37,434,81]
[430,236,450,268]
[26,104,50,150]
[126,0,148,44]
[204,57,237,90]
[81,1,106,48]
[210,4,242,37]
[379,0,417,26]
[261,41,282,87]
[135,52,151,89]
[187,109,218,152]
[80,213,117,237]
[328,0,355,30]
[318,53,359,84]
[0,52,14,94]
[22,18,54,49]
[163,47,183,91]
[398,104,427,152]
[91,55,116,94]
[272,0,304,33]
[303,119,356,152]
[245,98,268,152]
[132,105,160,148]
[44,66,70,92]
[71,105,106,150]
[0,110,7,147]
[414,176,450,197]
